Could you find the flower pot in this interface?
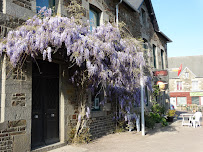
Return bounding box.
[167,116,174,122]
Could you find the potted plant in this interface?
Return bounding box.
[166,109,177,122]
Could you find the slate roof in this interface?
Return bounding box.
[168,55,203,78]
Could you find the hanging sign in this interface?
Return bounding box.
[153,70,168,76]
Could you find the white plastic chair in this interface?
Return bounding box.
[191,112,202,128]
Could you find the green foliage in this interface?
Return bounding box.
[149,112,161,123]
[167,109,177,117]
[145,113,168,129]
[145,114,156,129]
[145,100,169,129]
[152,85,160,98]
[161,117,168,127]
[151,103,166,115]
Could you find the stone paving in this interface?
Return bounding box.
[50,113,203,152]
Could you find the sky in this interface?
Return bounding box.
[151,0,203,57]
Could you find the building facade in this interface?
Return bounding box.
[169,56,203,110]
[0,0,171,151]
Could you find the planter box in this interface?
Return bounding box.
[167,116,174,122]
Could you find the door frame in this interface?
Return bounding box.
[31,61,66,149]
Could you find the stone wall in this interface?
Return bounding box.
[0,58,32,151]
[0,12,25,38]
[89,114,115,139]
[0,119,28,151]
[13,0,32,10]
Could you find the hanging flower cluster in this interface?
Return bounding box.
[0,8,152,121]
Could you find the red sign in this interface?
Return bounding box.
[153,70,168,76]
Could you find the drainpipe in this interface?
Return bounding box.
[116,0,122,27]
[57,0,62,17]
[1,54,6,122]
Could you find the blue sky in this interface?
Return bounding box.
[151,0,203,57]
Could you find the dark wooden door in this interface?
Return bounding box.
[32,60,59,149]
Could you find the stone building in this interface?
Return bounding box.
[169,55,203,110]
[0,0,171,151]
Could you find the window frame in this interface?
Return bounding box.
[177,81,182,90]
[36,0,55,12]
[185,72,189,78]
[161,49,165,70]
[91,84,103,111]
[191,97,199,105]
[177,97,187,106]
[141,8,147,25]
[153,44,157,68]
[192,81,198,91]
[89,5,101,31]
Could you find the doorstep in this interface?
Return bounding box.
[32,142,67,152]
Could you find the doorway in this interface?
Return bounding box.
[31,60,59,149]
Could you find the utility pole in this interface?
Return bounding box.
[140,64,145,136]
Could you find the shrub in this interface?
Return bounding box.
[167,109,177,117]
[151,103,166,115]
[145,114,156,129]
[161,117,168,126]
[149,112,161,123]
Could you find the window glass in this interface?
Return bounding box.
[177,81,182,90]
[185,72,189,78]
[36,0,55,12]
[141,9,146,25]
[0,0,2,12]
[161,50,164,70]
[192,81,198,90]
[177,97,187,106]
[192,97,199,105]
[89,7,100,31]
[153,45,156,68]
[91,85,103,111]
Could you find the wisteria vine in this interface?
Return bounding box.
[0,7,152,122]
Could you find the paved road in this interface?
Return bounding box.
[50,115,203,152]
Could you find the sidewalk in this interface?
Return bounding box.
[50,115,203,152]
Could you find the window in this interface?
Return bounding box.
[0,0,2,12]
[161,49,165,70]
[141,8,146,25]
[185,72,189,78]
[192,97,199,105]
[91,85,103,111]
[143,39,149,63]
[192,81,198,90]
[143,39,148,50]
[89,6,100,31]
[177,97,187,106]
[36,0,55,12]
[153,44,157,68]
[177,81,182,90]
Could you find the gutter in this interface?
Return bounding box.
[156,31,172,43]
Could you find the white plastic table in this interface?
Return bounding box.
[180,113,193,126]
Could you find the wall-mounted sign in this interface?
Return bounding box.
[153,70,168,76]
[190,92,203,96]
[156,81,167,91]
